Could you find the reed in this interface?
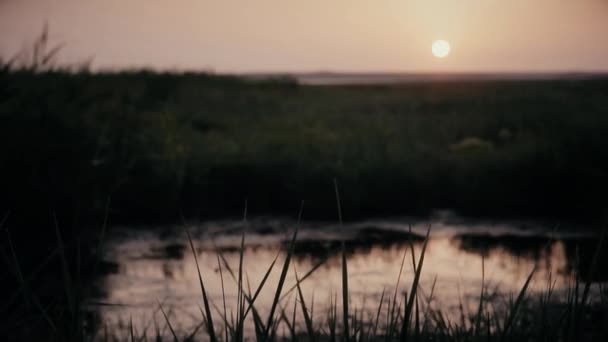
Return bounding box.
[3,207,606,341]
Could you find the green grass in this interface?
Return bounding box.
[2,67,608,225]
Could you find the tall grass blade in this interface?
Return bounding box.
[262,201,303,341]
[185,320,206,341]
[334,179,350,342]
[214,244,279,335]
[420,275,437,334]
[573,227,606,337]
[579,227,605,309]
[291,296,298,339]
[296,272,316,342]
[278,301,297,342]
[474,255,485,338]
[310,291,315,328]
[129,316,135,342]
[186,231,217,342]
[251,303,266,341]
[328,294,337,342]
[499,266,536,342]
[238,200,247,328]
[209,301,234,336]
[216,253,229,342]
[236,230,246,342]
[158,300,179,342]
[341,241,350,342]
[281,258,327,301]
[392,249,408,322]
[243,250,280,319]
[369,287,386,340]
[414,294,420,342]
[400,226,431,342]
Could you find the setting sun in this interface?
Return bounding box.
[432,40,451,58]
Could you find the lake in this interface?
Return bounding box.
[89,213,605,339]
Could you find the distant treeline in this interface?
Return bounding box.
[2,70,608,228]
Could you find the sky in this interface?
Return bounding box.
[1,0,608,73]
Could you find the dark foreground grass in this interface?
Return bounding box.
[2,198,607,342]
[96,224,608,342]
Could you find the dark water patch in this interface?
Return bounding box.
[160,243,186,259]
[452,232,608,282]
[212,244,268,254]
[254,225,279,235]
[355,226,425,243]
[454,233,551,258]
[288,239,343,260]
[96,259,120,275]
[141,243,186,260]
[286,233,424,260]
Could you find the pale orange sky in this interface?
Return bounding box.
[1,0,608,72]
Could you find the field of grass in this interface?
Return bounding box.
[2,69,608,229]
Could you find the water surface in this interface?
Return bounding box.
[91,215,604,338]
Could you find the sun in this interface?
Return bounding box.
[432,40,450,58]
